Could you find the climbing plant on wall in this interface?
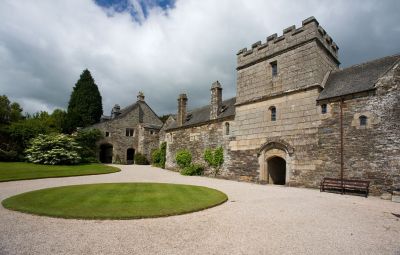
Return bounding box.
[204,147,224,176]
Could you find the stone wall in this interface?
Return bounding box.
[92,101,163,163]
[236,17,338,106]
[231,88,326,186]
[317,64,400,194]
[165,118,234,176]
[138,125,161,160]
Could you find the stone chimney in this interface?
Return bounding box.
[111,104,121,119]
[137,91,145,101]
[210,81,222,120]
[177,93,187,126]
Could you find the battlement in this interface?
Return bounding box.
[237,17,339,69]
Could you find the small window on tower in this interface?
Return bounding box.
[126,128,134,137]
[359,115,367,126]
[225,122,230,135]
[271,61,278,77]
[270,106,276,121]
[321,104,327,114]
[105,132,110,137]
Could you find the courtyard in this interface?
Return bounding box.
[0,165,399,255]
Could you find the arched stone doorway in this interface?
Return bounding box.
[100,144,113,163]
[267,156,286,185]
[258,140,293,185]
[127,148,135,165]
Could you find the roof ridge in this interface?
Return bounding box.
[333,53,400,73]
[187,97,236,113]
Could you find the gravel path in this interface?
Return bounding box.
[0,165,399,255]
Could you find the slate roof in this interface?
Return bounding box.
[166,97,236,130]
[96,100,162,127]
[318,54,400,101]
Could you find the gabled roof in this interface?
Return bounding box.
[318,54,400,101]
[166,97,236,130]
[95,100,162,126]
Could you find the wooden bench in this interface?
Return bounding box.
[320,177,370,197]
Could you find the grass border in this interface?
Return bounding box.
[1,182,228,220]
[0,164,121,183]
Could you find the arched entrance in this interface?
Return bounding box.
[127,148,135,165]
[100,144,113,163]
[267,157,286,185]
[258,140,293,185]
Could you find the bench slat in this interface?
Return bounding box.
[320,177,370,197]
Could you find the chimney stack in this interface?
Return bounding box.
[177,93,187,126]
[137,91,145,101]
[210,81,222,120]
[111,104,121,119]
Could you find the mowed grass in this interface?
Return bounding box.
[0,162,120,182]
[2,183,228,219]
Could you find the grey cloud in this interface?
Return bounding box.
[0,0,399,116]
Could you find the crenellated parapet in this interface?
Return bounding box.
[237,16,339,69]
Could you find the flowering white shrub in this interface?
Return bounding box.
[25,134,81,165]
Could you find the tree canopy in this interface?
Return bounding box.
[66,69,103,132]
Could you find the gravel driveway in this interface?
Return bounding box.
[0,165,399,255]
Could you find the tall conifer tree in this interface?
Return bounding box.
[66,69,103,131]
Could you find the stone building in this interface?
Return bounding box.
[92,92,163,164]
[161,17,400,195]
[91,16,399,194]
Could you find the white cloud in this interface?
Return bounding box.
[0,0,399,116]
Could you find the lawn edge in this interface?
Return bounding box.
[0,164,121,183]
[1,182,228,220]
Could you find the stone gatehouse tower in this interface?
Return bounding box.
[162,17,400,195]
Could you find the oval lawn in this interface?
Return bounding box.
[2,183,228,219]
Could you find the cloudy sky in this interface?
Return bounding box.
[1,0,399,116]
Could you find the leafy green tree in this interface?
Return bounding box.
[25,134,81,165]
[8,111,59,150]
[50,109,67,133]
[0,95,11,124]
[204,147,224,176]
[74,128,103,162]
[66,69,103,132]
[9,102,23,122]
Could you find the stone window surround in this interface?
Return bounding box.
[321,104,327,114]
[126,128,134,137]
[351,112,379,129]
[225,122,230,135]
[269,106,277,121]
[359,115,367,126]
[105,131,110,137]
[270,60,278,77]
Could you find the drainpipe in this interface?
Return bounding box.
[340,98,344,194]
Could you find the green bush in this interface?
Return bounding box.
[74,128,103,162]
[204,147,224,176]
[0,149,18,162]
[175,149,192,169]
[151,142,167,168]
[25,134,81,165]
[159,142,166,168]
[180,164,204,176]
[151,148,161,166]
[134,153,149,165]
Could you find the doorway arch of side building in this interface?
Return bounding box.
[100,143,113,163]
[127,148,135,165]
[258,140,294,185]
